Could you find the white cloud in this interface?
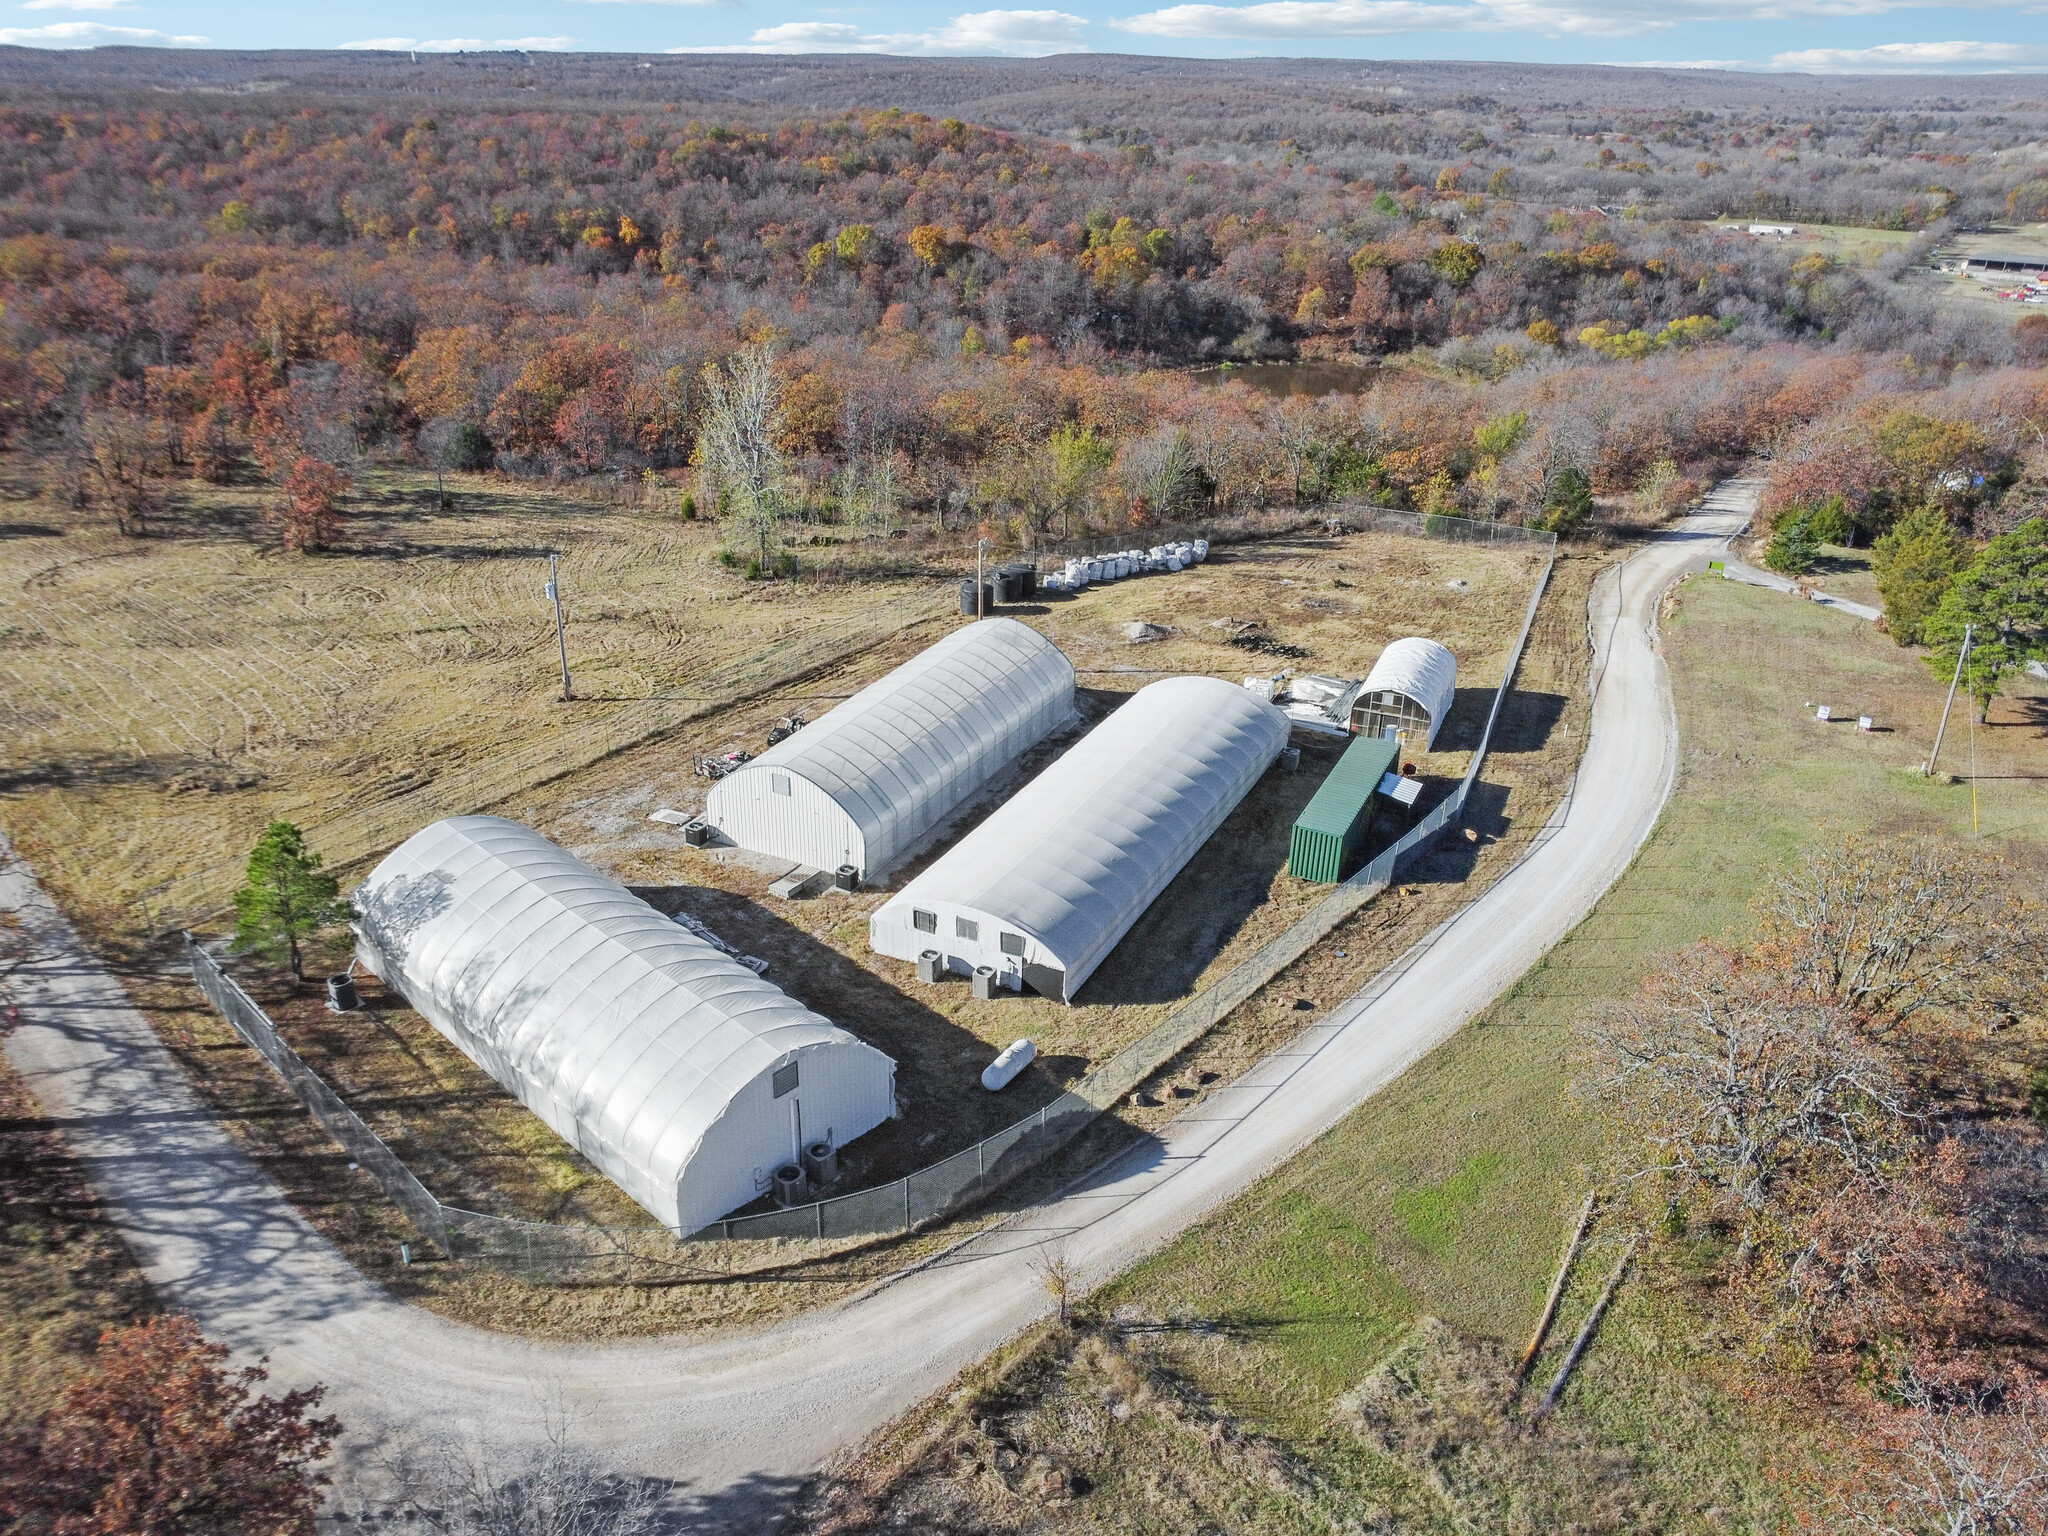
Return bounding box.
[684,7,1088,52]
[1768,40,2048,71]
[0,19,205,42]
[1113,0,2040,39]
[338,35,580,50]
[19,0,135,11]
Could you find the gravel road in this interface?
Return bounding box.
[0,486,1752,1527]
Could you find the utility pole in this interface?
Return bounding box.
[547,554,572,702]
[1925,623,1972,777]
[976,537,988,620]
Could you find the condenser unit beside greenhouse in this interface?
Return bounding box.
[1288,733,1401,884]
[1348,637,1458,750]
[706,617,1076,881]
[869,677,1291,1004]
[351,816,896,1235]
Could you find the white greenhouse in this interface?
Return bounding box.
[351,816,896,1234]
[1348,637,1459,750]
[706,617,1076,882]
[870,677,1290,1004]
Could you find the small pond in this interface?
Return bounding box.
[1190,361,1378,399]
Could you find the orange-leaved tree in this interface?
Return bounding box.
[278,456,349,554]
[0,1313,338,1535]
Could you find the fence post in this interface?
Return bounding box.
[901,1178,911,1232]
[817,1198,825,1241]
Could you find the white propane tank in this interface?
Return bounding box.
[981,1038,1036,1091]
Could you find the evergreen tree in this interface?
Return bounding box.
[1537,465,1592,536]
[1765,511,1820,575]
[1924,517,2048,721]
[1872,505,1969,645]
[232,821,344,980]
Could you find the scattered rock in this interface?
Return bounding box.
[1122,621,1174,643]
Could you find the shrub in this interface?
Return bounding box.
[1765,512,1819,575]
[450,422,495,472]
[1805,494,1854,546]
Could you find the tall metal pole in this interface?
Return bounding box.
[548,554,572,702]
[1925,624,1972,776]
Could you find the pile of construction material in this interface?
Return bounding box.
[1042,538,1208,594]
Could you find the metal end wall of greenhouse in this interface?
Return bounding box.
[1349,637,1459,750]
[1287,734,1400,884]
[870,677,1291,1004]
[351,816,896,1235]
[706,617,1076,881]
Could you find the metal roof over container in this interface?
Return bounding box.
[707,617,1075,880]
[351,816,896,1235]
[1288,733,1401,884]
[870,677,1291,1004]
[1351,637,1459,750]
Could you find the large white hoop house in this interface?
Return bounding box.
[351,817,896,1234]
[869,677,1290,1004]
[706,618,1075,880]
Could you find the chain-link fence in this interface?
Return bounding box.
[183,523,1556,1276]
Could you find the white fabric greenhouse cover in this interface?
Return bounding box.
[707,617,1075,879]
[870,677,1290,1004]
[1362,637,1459,749]
[351,817,895,1234]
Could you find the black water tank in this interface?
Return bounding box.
[958,579,995,615]
[326,973,360,1012]
[999,561,1037,600]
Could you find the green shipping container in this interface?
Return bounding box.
[1287,733,1401,883]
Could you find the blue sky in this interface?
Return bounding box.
[2,0,2045,76]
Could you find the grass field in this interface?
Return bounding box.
[840,560,2048,1532]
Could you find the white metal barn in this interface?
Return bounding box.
[706,617,1076,881]
[869,677,1290,1003]
[1348,637,1458,750]
[351,816,896,1234]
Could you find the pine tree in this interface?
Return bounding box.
[1924,517,2048,720]
[1765,511,1819,575]
[232,821,344,980]
[1872,505,1969,645]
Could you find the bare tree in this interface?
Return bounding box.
[1033,1245,1076,1326]
[696,346,788,571]
[1853,1375,2048,1536]
[83,408,170,537]
[1581,943,1912,1259]
[373,1422,660,1536]
[1754,836,2045,1036]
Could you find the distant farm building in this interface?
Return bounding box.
[1348,638,1459,750]
[352,816,896,1234]
[870,677,1290,1003]
[707,618,1075,881]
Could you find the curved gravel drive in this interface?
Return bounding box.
[0,485,1754,1522]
